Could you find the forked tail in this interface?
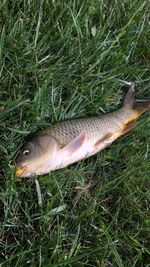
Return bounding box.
[120,83,150,135]
[123,83,150,116]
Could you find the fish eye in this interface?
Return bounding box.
[22,149,30,156]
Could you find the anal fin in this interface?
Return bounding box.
[121,121,138,135]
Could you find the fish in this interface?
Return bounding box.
[15,83,150,178]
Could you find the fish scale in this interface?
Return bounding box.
[44,107,130,147]
[15,83,150,177]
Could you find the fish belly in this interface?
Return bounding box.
[53,133,116,170]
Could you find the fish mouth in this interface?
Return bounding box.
[14,160,31,177]
[15,165,28,177]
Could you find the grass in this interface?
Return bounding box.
[0,0,150,266]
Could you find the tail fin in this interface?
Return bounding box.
[133,100,150,116]
[123,83,150,116]
[123,83,135,106]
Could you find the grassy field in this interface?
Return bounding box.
[0,0,150,266]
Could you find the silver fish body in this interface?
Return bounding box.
[46,107,133,146]
[15,83,150,177]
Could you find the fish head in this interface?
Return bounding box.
[14,134,59,177]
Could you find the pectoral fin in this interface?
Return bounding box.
[62,132,86,154]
